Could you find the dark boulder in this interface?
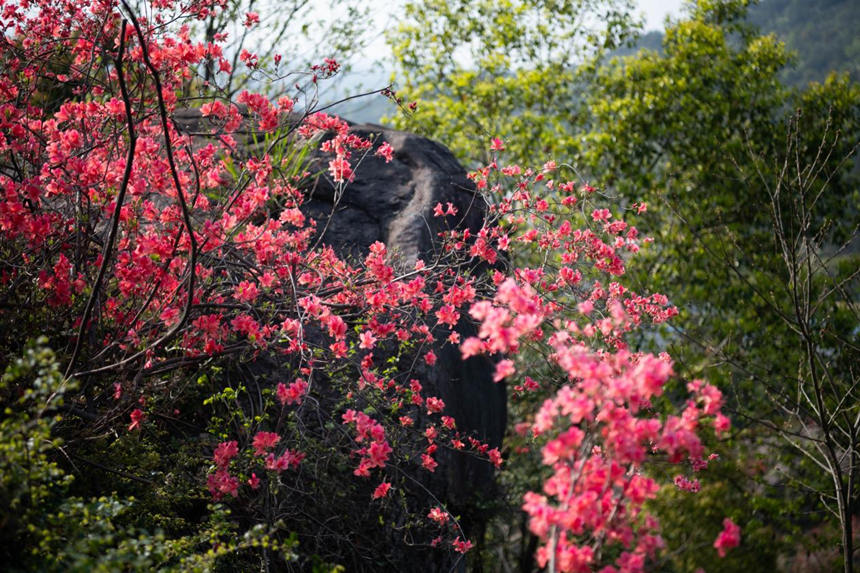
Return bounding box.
[303,123,484,266]
[308,121,507,569]
[174,109,506,569]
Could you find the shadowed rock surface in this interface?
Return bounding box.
[304,123,484,265]
[304,121,507,514]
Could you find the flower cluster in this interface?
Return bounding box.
[342,409,393,477]
[452,148,735,569]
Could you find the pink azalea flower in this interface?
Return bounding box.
[128,409,144,431]
[372,481,391,499]
[252,431,280,455]
[374,141,394,163]
[452,537,473,554]
[427,507,449,524]
[213,440,238,468]
[714,518,741,557]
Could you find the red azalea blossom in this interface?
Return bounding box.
[452,537,473,554]
[428,507,449,525]
[252,431,280,455]
[207,469,239,500]
[276,378,309,406]
[375,142,394,163]
[425,396,445,414]
[214,441,238,468]
[128,409,144,431]
[714,518,741,557]
[372,481,391,499]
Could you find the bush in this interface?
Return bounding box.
[0,0,739,570]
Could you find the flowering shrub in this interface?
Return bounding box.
[453,158,735,571]
[0,0,738,569]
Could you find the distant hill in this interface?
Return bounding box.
[610,30,665,58]
[314,67,399,125]
[747,0,859,86]
[326,92,398,125]
[614,0,859,87]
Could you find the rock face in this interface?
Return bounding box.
[304,123,483,266]
[308,123,507,567]
[306,121,508,494]
[174,110,506,569]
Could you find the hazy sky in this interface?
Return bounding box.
[638,0,686,31]
[315,0,688,103]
